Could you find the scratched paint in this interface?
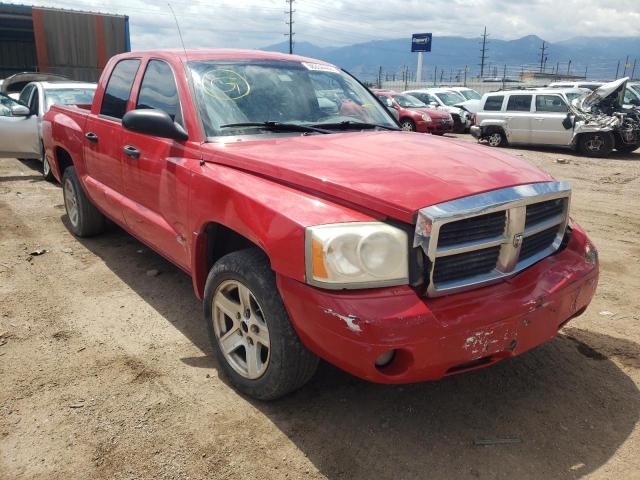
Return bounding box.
[322,308,362,333]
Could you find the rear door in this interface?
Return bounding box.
[83,58,141,224]
[0,91,39,158]
[120,59,194,269]
[532,94,573,146]
[504,94,532,143]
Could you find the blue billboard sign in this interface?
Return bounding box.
[411,33,432,52]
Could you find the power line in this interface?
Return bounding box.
[285,0,295,54]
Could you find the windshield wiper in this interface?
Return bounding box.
[310,120,400,131]
[219,121,332,134]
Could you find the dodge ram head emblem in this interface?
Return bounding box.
[513,233,524,248]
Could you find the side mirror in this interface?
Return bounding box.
[630,98,640,106]
[562,112,574,130]
[122,108,188,141]
[10,104,30,117]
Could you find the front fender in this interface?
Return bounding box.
[188,162,377,298]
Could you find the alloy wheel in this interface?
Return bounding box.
[586,134,604,152]
[488,132,503,147]
[212,279,270,380]
[64,178,79,227]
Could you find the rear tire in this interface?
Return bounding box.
[400,119,416,131]
[62,166,105,237]
[204,249,319,400]
[578,132,614,157]
[41,143,55,182]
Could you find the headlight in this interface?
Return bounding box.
[305,222,409,289]
[421,113,432,121]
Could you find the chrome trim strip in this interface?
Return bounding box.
[414,181,571,297]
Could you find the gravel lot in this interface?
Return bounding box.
[1,136,639,479]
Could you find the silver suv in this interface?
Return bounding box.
[470,83,640,157]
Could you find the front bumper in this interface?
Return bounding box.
[277,226,598,384]
[428,120,454,133]
[470,125,482,139]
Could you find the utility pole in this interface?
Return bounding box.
[479,26,489,78]
[377,66,382,88]
[285,0,295,54]
[615,60,620,79]
[584,65,588,79]
[539,40,547,73]
[502,64,506,89]
[631,59,637,80]
[433,65,437,86]
[567,59,571,75]
[464,65,468,86]
[623,55,629,77]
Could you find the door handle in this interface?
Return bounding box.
[85,132,98,143]
[534,117,544,121]
[123,145,140,159]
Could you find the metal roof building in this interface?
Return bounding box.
[0,3,130,81]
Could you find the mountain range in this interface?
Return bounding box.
[263,35,640,81]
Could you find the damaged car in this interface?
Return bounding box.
[470,78,640,156]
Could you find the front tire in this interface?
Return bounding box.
[578,132,614,157]
[62,166,105,237]
[485,130,507,147]
[204,249,318,400]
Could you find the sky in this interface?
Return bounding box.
[7,0,640,50]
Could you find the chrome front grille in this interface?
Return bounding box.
[414,182,571,297]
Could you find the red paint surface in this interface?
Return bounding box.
[42,49,598,384]
[31,8,49,72]
[94,15,107,69]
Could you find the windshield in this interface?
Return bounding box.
[188,60,396,137]
[392,94,426,108]
[460,89,481,100]
[435,91,464,106]
[565,92,583,101]
[45,88,96,111]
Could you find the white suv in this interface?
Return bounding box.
[470,83,640,157]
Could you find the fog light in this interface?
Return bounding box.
[585,241,598,265]
[375,350,395,367]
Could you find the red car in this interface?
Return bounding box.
[43,50,598,400]
[373,89,453,134]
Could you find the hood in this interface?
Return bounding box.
[454,99,481,114]
[1,72,68,94]
[202,132,552,223]
[574,77,628,112]
[408,107,450,119]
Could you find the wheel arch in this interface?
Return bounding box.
[191,221,267,300]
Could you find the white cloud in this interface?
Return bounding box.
[12,0,640,50]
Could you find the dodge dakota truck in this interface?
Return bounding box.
[43,50,599,400]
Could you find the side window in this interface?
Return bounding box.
[100,59,141,119]
[136,60,181,123]
[0,94,21,117]
[31,89,39,113]
[19,84,34,106]
[484,95,504,111]
[377,95,393,107]
[535,95,567,112]
[506,95,532,112]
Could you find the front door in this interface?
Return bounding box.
[532,94,574,146]
[0,93,39,158]
[120,59,194,270]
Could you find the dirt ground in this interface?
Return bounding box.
[1,137,639,480]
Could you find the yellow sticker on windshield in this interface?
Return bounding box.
[201,69,251,101]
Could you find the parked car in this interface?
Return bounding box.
[447,86,482,101]
[470,78,640,156]
[1,72,68,99]
[372,89,453,134]
[403,88,472,132]
[548,80,640,109]
[44,49,598,400]
[0,81,96,179]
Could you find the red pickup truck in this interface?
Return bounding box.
[43,50,599,400]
